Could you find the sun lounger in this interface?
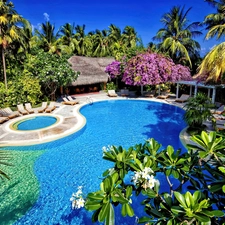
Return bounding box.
[121,89,129,97]
[174,94,190,103]
[0,107,20,119]
[67,96,79,103]
[0,116,9,124]
[36,102,48,113]
[144,90,155,98]
[157,92,169,99]
[62,97,79,105]
[17,104,29,115]
[25,103,35,114]
[108,90,118,97]
[211,105,225,114]
[45,102,56,113]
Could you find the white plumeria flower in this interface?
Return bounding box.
[147,175,156,189]
[76,198,85,209]
[75,189,82,197]
[102,146,107,152]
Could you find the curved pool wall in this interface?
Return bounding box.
[2,100,187,225]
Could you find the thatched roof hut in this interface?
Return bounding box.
[68,56,114,86]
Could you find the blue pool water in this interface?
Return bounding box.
[8,100,186,224]
[13,116,57,130]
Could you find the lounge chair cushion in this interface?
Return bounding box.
[175,94,190,103]
[108,90,118,97]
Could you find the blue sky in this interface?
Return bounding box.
[13,0,221,56]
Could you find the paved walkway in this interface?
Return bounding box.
[0,92,190,147]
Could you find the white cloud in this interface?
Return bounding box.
[43,13,50,21]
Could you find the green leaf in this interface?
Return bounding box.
[111,172,119,186]
[126,186,132,198]
[222,185,225,193]
[174,192,187,208]
[105,203,115,225]
[172,170,179,179]
[199,151,207,158]
[166,145,174,160]
[103,178,111,193]
[185,191,194,208]
[85,201,102,211]
[113,190,128,204]
[193,190,201,202]
[87,193,104,201]
[138,216,151,223]
[210,184,222,193]
[121,204,127,217]
[98,202,110,222]
[126,203,134,217]
[171,206,185,214]
[195,213,210,222]
[164,193,172,206]
[210,210,225,217]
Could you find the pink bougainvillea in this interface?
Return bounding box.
[106,52,193,85]
[105,60,121,79]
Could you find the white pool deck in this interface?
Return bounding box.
[0,91,195,147]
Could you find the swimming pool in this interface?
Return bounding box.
[2,100,187,224]
[11,115,58,131]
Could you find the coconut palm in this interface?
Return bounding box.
[92,29,110,57]
[58,22,78,53]
[0,0,26,90]
[197,1,225,83]
[35,21,58,52]
[204,0,225,40]
[121,26,139,48]
[74,24,92,56]
[153,6,202,67]
[35,21,70,55]
[197,42,225,83]
[108,24,122,46]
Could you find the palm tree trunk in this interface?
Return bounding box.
[1,48,7,90]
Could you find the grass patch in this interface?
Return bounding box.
[0,150,44,225]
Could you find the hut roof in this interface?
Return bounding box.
[68,56,114,86]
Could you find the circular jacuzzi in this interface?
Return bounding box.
[11,115,59,131]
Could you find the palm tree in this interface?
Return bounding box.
[197,42,225,83]
[35,21,70,55]
[0,0,26,90]
[35,21,58,52]
[121,26,139,48]
[153,6,202,67]
[92,29,110,57]
[74,24,92,55]
[197,1,225,83]
[58,22,78,53]
[203,0,225,40]
[108,24,122,46]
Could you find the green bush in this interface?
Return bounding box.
[78,131,225,225]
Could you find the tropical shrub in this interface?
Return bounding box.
[71,131,225,225]
[106,82,117,91]
[24,50,79,100]
[184,92,214,134]
[0,73,42,107]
